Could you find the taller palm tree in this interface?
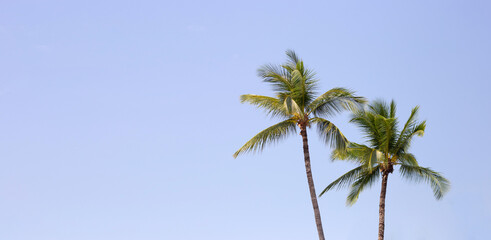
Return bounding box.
[233,50,365,240]
[319,100,450,240]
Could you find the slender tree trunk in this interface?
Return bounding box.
[378,172,389,240]
[300,126,325,240]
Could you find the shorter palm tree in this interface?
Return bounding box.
[319,100,450,240]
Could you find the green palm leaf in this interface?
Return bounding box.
[396,153,419,166]
[309,88,366,117]
[257,64,293,93]
[399,164,450,200]
[240,94,288,118]
[319,166,366,196]
[346,166,381,205]
[393,121,426,155]
[311,117,348,150]
[233,119,297,158]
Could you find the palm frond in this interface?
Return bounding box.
[257,64,293,93]
[308,88,366,117]
[311,117,348,150]
[365,114,397,159]
[319,166,366,196]
[393,121,426,155]
[233,119,297,158]
[240,94,289,118]
[331,142,383,171]
[330,144,363,162]
[285,49,300,65]
[393,106,422,153]
[291,67,318,109]
[398,106,420,138]
[399,164,450,200]
[346,166,381,205]
[350,111,384,149]
[396,153,419,166]
[369,100,389,118]
[389,99,397,118]
[381,116,398,157]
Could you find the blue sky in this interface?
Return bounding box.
[1,0,490,239]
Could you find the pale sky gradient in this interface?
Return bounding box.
[1,1,490,239]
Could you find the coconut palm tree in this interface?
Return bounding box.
[233,50,365,240]
[319,100,450,240]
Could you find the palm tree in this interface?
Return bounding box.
[319,100,450,240]
[233,50,365,240]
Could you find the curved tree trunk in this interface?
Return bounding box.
[300,127,325,240]
[378,172,389,240]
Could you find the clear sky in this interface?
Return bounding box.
[1,0,490,239]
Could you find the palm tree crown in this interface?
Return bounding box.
[320,100,449,203]
[319,99,450,240]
